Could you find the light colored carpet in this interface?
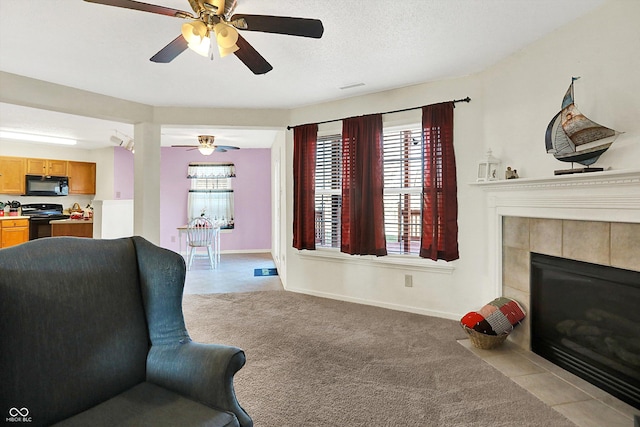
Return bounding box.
[182,291,576,427]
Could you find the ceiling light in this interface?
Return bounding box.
[214,23,239,57]
[0,130,77,145]
[124,138,135,153]
[110,135,124,145]
[198,146,215,155]
[214,23,238,48]
[182,21,212,57]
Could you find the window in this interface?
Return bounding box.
[314,135,342,247]
[187,163,235,229]
[382,125,423,255]
[314,124,423,255]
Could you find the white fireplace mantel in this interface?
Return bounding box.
[471,169,640,297]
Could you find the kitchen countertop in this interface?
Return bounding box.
[50,218,93,224]
[0,215,29,221]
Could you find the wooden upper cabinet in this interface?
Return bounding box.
[67,161,96,195]
[0,156,26,194]
[26,158,68,176]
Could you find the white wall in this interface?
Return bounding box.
[93,199,134,239]
[481,0,640,176]
[281,0,640,319]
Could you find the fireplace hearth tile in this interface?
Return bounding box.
[553,399,631,427]
[459,339,637,427]
[511,372,592,406]
[482,351,546,377]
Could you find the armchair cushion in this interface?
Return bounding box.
[53,382,238,427]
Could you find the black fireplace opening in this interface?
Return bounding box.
[531,253,640,409]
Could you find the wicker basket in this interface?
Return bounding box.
[461,324,510,349]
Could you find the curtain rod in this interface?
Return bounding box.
[286,96,471,130]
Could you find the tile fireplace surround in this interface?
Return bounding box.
[473,168,640,426]
[474,169,640,348]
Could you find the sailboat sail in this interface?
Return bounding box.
[545,77,619,167]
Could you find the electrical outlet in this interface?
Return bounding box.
[171,236,176,243]
[404,274,413,287]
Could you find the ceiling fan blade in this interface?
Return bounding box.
[231,14,324,38]
[234,34,273,75]
[83,0,195,18]
[150,35,188,63]
[215,145,240,150]
[171,144,199,147]
[214,147,228,152]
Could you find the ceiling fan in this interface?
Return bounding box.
[172,135,240,155]
[83,0,324,74]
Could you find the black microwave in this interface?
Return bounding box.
[24,175,69,196]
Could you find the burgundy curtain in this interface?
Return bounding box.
[292,123,318,250]
[341,114,387,256]
[420,102,459,261]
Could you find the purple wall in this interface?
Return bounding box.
[159,147,272,253]
[113,146,272,253]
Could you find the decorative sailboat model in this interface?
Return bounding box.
[545,77,621,175]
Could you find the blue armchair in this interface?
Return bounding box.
[0,236,252,427]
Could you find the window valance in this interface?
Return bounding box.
[187,163,236,179]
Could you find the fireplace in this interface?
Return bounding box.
[474,168,640,409]
[530,253,640,408]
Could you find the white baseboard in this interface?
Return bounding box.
[220,249,272,254]
[284,286,462,321]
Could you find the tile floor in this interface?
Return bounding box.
[459,339,639,427]
[183,253,639,426]
[183,252,284,294]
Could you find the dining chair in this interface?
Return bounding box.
[186,217,216,270]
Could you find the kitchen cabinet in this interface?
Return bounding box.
[0,217,29,248]
[26,158,68,176]
[51,220,93,238]
[0,156,26,195]
[67,161,96,195]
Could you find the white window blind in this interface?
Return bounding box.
[315,135,342,247]
[187,163,235,229]
[313,124,424,255]
[382,126,423,255]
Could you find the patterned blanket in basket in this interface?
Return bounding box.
[461,297,526,336]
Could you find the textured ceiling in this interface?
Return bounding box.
[0,0,607,149]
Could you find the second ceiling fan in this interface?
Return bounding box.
[172,135,240,155]
[84,0,324,74]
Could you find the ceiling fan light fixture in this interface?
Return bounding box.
[218,43,239,58]
[211,0,225,16]
[181,21,212,57]
[198,146,215,155]
[214,23,239,49]
[190,36,212,57]
[181,20,207,43]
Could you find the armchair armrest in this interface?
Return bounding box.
[147,341,252,427]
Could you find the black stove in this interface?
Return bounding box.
[21,203,70,240]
